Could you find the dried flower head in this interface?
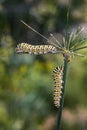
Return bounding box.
[15,21,87,63]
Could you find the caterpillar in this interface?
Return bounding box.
[15,43,57,54]
[53,66,64,108]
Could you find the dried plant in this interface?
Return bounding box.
[15,8,87,130]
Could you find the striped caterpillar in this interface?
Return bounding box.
[15,43,57,54]
[53,66,64,108]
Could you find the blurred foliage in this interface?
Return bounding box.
[0,0,87,130]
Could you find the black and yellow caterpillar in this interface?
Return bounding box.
[15,43,57,54]
[53,66,64,108]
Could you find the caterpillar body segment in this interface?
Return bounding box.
[15,43,57,54]
[53,66,64,108]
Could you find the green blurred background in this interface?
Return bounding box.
[0,0,87,130]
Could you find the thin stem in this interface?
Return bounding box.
[20,20,49,41]
[65,0,71,49]
[50,33,63,48]
[73,46,87,51]
[71,52,84,57]
[20,20,59,48]
[56,57,68,130]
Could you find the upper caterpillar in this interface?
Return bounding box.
[15,43,57,54]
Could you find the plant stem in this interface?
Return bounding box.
[65,0,71,48]
[56,58,68,130]
[73,45,87,51]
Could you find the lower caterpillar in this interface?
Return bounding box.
[53,66,64,108]
[15,43,57,54]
